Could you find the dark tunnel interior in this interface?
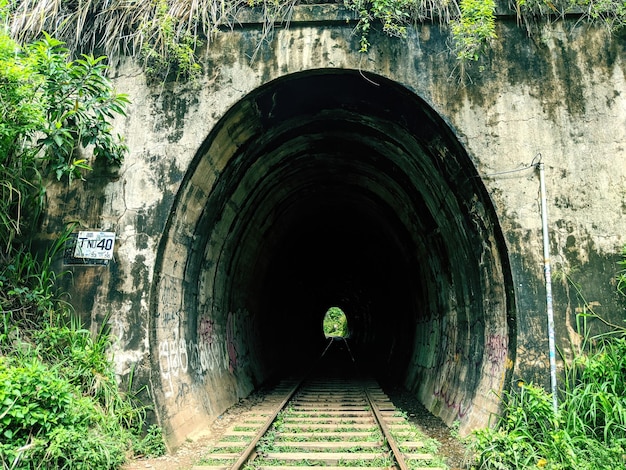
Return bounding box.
[260,197,417,377]
[153,69,515,439]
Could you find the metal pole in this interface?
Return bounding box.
[537,160,559,414]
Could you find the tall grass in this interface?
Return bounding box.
[564,337,626,444]
[470,341,626,469]
[469,250,626,470]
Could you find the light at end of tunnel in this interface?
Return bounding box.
[322,306,349,339]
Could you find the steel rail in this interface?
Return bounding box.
[363,386,410,470]
[197,373,444,470]
[229,379,303,470]
[230,338,342,469]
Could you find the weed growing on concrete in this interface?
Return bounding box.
[7,0,626,79]
[139,0,203,81]
[618,245,626,297]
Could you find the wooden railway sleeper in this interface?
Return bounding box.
[192,377,446,470]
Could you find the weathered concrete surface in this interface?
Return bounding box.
[44,7,626,448]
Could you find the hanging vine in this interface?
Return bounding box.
[6,0,626,81]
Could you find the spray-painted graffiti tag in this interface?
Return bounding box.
[486,334,507,370]
[158,274,183,327]
[158,336,187,398]
[158,332,230,398]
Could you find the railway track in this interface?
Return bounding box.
[192,353,447,470]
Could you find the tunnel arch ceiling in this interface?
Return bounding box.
[151,69,516,443]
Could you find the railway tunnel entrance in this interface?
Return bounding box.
[151,69,516,444]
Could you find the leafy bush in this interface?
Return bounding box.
[470,380,625,469]
[132,424,168,458]
[0,7,166,469]
[28,33,130,177]
[0,312,166,468]
[0,22,128,256]
[469,247,626,469]
[0,357,127,469]
[470,247,626,469]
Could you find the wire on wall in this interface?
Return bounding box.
[482,153,559,415]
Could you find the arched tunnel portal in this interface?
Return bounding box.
[151,69,516,441]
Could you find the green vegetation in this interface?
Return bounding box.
[346,0,417,52]
[468,249,626,470]
[6,0,626,81]
[0,4,165,467]
[451,0,497,61]
[0,325,166,469]
[323,306,349,338]
[139,0,203,81]
[619,245,626,296]
[388,412,447,469]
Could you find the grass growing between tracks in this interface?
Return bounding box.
[199,395,449,468]
[249,456,396,467]
[388,411,448,469]
[221,435,252,442]
[232,426,260,432]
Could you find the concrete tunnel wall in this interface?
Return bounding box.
[151,70,514,442]
[40,9,626,450]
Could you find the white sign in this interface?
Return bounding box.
[74,231,116,259]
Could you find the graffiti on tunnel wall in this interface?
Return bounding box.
[226,309,253,374]
[156,275,253,400]
[158,273,183,326]
[486,333,508,378]
[410,311,511,422]
[158,331,230,398]
[432,350,473,419]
